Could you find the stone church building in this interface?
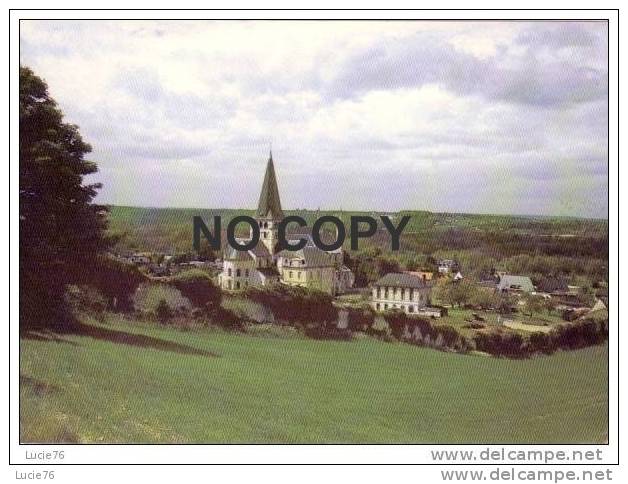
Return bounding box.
[218,152,354,295]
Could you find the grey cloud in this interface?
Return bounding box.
[516,22,604,49]
[325,24,607,107]
[114,67,239,129]
[20,21,609,218]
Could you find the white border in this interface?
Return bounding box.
[6,6,620,472]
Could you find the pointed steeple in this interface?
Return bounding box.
[256,151,284,219]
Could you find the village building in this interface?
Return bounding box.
[371,272,432,314]
[496,275,535,294]
[536,275,569,295]
[277,244,352,294]
[122,252,152,265]
[404,270,434,281]
[437,259,459,275]
[217,151,354,295]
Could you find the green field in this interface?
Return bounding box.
[20,314,608,444]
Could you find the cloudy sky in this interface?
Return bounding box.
[20,20,608,218]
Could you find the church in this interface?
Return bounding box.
[218,152,355,295]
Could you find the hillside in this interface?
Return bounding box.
[106,205,608,253]
[20,314,608,444]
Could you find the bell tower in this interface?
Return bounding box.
[253,150,284,254]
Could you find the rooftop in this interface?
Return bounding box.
[256,151,284,220]
[497,275,535,292]
[278,246,335,268]
[373,272,430,289]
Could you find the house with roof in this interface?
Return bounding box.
[371,272,432,314]
[536,275,569,295]
[277,245,352,294]
[496,275,535,294]
[437,259,460,275]
[217,151,354,295]
[126,252,152,265]
[405,270,434,281]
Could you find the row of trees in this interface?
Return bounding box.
[373,309,608,358]
[473,318,608,358]
[432,278,555,316]
[343,245,606,292]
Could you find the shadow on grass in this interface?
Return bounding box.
[20,374,60,396]
[22,318,218,358]
[21,331,81,346]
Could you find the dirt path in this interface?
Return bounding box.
[503,320,553,333]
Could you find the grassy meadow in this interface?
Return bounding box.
[20,314,608,444]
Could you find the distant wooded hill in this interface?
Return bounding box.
[107,205,608,257]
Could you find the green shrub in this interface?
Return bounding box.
[551,318,608,350]
[76,256,146,311]
[169,269,221,312]
[346,308,375,332]
[384,310,411,340]
[65,285,108,314]
[380,312,473,353]
[474,317,608,358]
[474,330,525,358]
[527,332,552,354]
[222,296,272,323]
[133,282,192,316]
[434,325,461,348]
[244,285,337,324]
[209,306,244,331]
[155,299,173,324]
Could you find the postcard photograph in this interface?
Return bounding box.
[18,18,609,445]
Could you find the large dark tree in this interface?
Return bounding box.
[20,66,111,329]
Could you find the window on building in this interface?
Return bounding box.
[236,281,240,289]
[245,269,249,277]
[376,303,380,310]
[384,304,388,310]
[227,280,232,290]
[236,269,241,277]
[408,306,414,313]
[228,268,232,277]
[289,271,293,278]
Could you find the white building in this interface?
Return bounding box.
[371,272,432,314]
[437,259,459,274]
[218,151,354,295]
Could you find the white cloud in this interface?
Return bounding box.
[20,20,608,217]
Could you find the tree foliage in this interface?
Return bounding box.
[20,66,112,329]
[78,256,146,311]
[169,269,221,312]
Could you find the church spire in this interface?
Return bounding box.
[256,150,284,220]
